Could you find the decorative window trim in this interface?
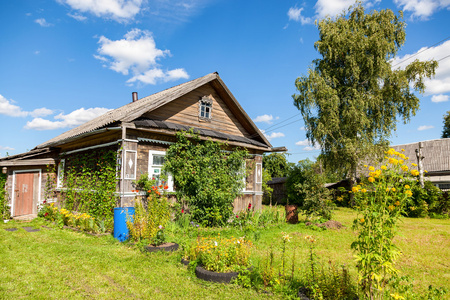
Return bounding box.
[148,150,174,192]
[56,159,65,188]
[255,163,262,184]
[198,96,213,121]
[124,150,137,180]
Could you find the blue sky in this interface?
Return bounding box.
[1,0,449,163]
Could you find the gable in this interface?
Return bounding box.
[142,83,250,138]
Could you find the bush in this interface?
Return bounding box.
[285,159,334,220]
[164,130,247,226]
[0,173,10,220]
[407,181,449,218]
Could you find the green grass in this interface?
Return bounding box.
[0,207,449,299]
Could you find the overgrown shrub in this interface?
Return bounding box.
[0,173,10,220]
[60,148,119,225]
[285,159,334,220]
[164,130,247,226]
[126,186,170,242]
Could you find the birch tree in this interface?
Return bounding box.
[293,3,437,181]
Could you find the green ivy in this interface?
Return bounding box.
[0,173,10,220]
[164,130,247,227]
[60,148,118,225]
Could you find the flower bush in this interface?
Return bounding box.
[351,148,417,298]
[126,185,170,243]
[39,203,102,233]
[185,234,252,273]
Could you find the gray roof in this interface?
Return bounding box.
[36,72,271,149]
[392,138,450,173]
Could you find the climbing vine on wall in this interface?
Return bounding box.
[61,147,119,223]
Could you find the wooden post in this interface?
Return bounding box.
[415,142,425,188]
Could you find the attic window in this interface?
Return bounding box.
[199,97,212,121]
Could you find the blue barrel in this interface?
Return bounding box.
[113,207,135,242]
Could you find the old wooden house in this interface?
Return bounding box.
[0,72,284,219]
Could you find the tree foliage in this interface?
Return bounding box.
[293,3,437,180]
[285,159,333,220]
[262,153,294,178]
[164,130,247,226]
[442,111,450,138]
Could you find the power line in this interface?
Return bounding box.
[392,35,450,68]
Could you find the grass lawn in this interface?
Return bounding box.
[0,207,449,299]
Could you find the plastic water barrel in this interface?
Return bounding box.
[113,207,135,242]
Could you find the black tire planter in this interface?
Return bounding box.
[144,242,179,253]
[195,265,239,284]
[180,258,190,266]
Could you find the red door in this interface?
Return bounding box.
[15,172,35,216]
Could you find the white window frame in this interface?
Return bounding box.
[198,96,213,120]
[148,150,174,192]
[56,159,65,188]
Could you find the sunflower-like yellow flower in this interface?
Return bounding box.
[391,187,396,192]
[405,190,413,197]
[405,185,410,189]
[360,218,365,223]
[361,188,367,193]
[401,165,409,172]
[368,166,375,171]
[411,163,417,167]
[368,177,375,183]
[395,201,400,206]
[381,165,387,170]
[411,170,420,176]
[388,205,394,211]
[387,148,396,155]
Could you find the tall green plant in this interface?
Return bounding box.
[61,148,118,223]
[352,148,416,299]
[164,130,247,226]
[0,173,10,220]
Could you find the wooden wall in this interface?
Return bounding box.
[143,83,251,138]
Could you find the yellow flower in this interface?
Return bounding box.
[387,148,396,155]
[390,293,405,300]
[395,201,400,206]
[352,186,359,193]
[401,165,409,172]
[405,185,410,189]
[381,165,387,170]
[386,188,390,192]
[399,159,404,164]
[369,166,375,171]
[411,170,420,176]
[360,218,365,223]
[401,149,405,152]
[364,164,368,168]
[389,158,399,165]
[391,187,396,192]
[361,188,367,193]
[388,205,394,211]
[405,190,413,197]
[411,163,417,167]
[368,177,375,183]
[424,170,428,173]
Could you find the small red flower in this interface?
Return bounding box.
[44,212,48,217]
[164,185,169,190]
[181,209,184,214]
[236,215,239,218]
[248,203,252,210]
[43,200,47,204]
[159,185,163,188]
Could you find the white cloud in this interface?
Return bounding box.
[35,18,52,27]
[431,94,449,103]
[24,107,111,130]
[392,40,450,96]
[59,0,143,22]
[0,146,15,151]
[95,29,189,85]
[0,94,53,118]
[296,138,320,151]
[253,114,276,124]
[264,132,285,140]
[418,125,435,131]
[300,126,306,131]
[67,13,87,21]
[288,7,312,25]
[295,139,310,146]
[30,108,54,118]
[0,94,28,117]
[394,0,450,19]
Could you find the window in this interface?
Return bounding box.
[124,150,137,180]
[56,159,65,188]
[148,150,174,191]
[199,97,212,120]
